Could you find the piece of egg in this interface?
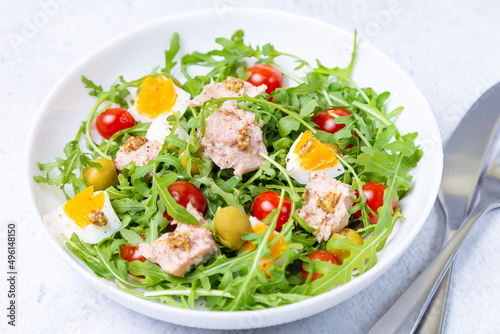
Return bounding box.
[145,114,190,144]
[286,131,345,184]
[128,75,191,123]
[43,186,121,244]
[238,217,288,277]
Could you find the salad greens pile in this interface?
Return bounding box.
[35,30,422,310]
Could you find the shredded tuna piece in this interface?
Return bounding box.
[298,172,354,242]
[138,203,218,277]
[198,100,267,177]
[189,79,267,107]
[114,139,162,175]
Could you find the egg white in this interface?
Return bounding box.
[286,132,345,184]
[249,216,262,229]
[43,191,121,244]
[145,115,190,144]
[128,81,191,123]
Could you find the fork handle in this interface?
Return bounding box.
[367,203,498,334]
[416,228,459,333]
[415,267,451,333]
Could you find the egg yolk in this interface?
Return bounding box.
[63,186,105,228]
[135,76,177,118]
[241,221,288,277]
[293,131,339,171]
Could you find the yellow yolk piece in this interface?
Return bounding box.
[63,186,105,228]
[293,131,339,171]
[135,76,177,118]
[242,222,288,277]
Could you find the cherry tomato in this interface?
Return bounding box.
[301,250,340,282]
[121,234,146,263]
[246,64,283,95]
[354,182,398,224]
[121,244,146,262]
[312,108,351,134]
[96,108,135,139]
[252,191,292,232]
[163,181,207,220]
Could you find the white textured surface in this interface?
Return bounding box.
[1,1,500,333]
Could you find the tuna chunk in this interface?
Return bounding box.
[189,77,267,107]
[138,203,218,277]
[114,137,162,172]
[198,100,268,177]
[298,172,355,242]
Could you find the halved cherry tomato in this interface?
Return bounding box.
[252,191,292,232]
[301,250,340,282]
[163,181,207,220]
[246,64,283,95]
[121,244,146,262]
[312,108,351,134]
[121,234,146,263]
[354,182,398,224]
[96,108,135,139]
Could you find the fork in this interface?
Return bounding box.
[367,145,500,334]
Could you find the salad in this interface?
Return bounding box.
[35,30,422,311]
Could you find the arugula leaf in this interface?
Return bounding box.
[162,32,180,73]
[34,140,95,196]
[278,115,300,137]
[309,222,395,295]
[299,96,320,117]
[120,229,144,245]
[81,75,103,97]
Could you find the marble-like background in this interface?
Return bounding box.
[1,1,500,333]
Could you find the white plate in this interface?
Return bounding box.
[25,8,443,330]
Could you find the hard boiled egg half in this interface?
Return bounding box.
[286,130,345,184]
[145,115,190,145]
[128,75,190,123]
[43,186,121,244]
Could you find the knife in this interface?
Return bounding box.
[367,81,500,334]
[415,81,500,333]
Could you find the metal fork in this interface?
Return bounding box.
[367,145,500,334]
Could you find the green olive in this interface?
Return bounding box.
[214,206,251,250]
[82,158,118,191]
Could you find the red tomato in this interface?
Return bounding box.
[122,233,146,263]
[246,64,283,95]
[252,191,292,232]
[354,182,398,224]
[312,108,351,134]
[163,181,207,220]
[121,244,146,263]
[96,108,135,139]
[302,250,340,282]
[122,235,146,278]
